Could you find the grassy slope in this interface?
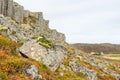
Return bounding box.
[64,53,120,80]
[0,35,86,80]
[1,35,119,80]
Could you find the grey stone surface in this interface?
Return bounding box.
[18,40,67,71]
[79,56,120,80]
[13,2,24,23]
[69,61,98,80]
[0,0,67,46]
[43,46,66,71]
[23,65,41,80]
[0,0,68,70]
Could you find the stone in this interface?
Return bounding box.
[0,0,67,72]
[13,2,24,23]
[23,65,39,80]
[18,41,67,71]
[18,40,48,61]
[0,0,67,46]
[69,61,98,80]
[42,46,67,71]
[7,0,14,17]
[60,64,66,70]
[47,29,66,46]
[115,74,120,80]
[23,10,30,18]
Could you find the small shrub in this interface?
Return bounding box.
[0,35,19,55]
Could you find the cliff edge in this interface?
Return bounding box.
[0,0,66,46]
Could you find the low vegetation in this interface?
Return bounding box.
[66,47,75,54]
[37,36,53,48]
[0,35,88,80]
[0,35,19,55]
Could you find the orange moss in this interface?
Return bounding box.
[66,47,75,54]
[0,35,19,55]
[98,75,115,80]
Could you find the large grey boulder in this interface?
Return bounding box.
[43,46,66,71]
[18,40,48,61]
[18,40,67,71]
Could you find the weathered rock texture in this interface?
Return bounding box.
[23,65,40,80]
[69,61,98,80]
[0,0,66,46]
[67,53,120,80]
[0,0,23,23]
[18,40,67,71]
[0,0,68,71]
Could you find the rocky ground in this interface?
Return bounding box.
[67,53,120,80]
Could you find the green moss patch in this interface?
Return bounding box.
[37,36,53,48]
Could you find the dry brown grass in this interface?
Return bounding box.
[0,35,87,80]
[0,35,19,55]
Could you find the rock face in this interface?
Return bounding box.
[0,0,68,73]
[18,40,67,71]
[0,0,66,46]
[0,0,23,23]
[0,0,68,72]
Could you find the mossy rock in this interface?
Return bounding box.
[32,35,38,39]
[37,36,53,48]
[0,25,8,31]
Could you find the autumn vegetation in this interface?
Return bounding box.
[0,35,87,80]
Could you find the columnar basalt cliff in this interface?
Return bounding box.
[0,0,68,71]
[0,0,66,46]
[0,0,23,23]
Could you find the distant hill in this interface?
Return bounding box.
[72,43,120,54]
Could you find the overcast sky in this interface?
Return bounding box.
[14,0,120,44]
